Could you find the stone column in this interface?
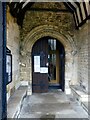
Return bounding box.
[65,51,73,94]
[27,52,32,95]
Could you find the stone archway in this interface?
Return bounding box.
[21,25,77,95]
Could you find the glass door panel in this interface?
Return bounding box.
[48,39,59,84]
[48,53,56,81]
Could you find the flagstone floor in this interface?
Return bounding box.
[19,89,89,119]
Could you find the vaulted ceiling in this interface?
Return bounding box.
[8,1,90,29]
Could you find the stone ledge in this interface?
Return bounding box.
[81,102,90,115]
[7,86,27,118]
[70,85,88,102]
[70,85,90,116]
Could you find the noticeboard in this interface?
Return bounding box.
[6,52,12,85]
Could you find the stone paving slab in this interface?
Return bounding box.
[19,90,89,119]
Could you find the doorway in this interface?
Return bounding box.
[32,36,65,93]
[48,39,60,85]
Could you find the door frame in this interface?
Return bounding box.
[31,37,65,92]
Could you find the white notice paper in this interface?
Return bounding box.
[40,67,48,73]
[34,56,40,72]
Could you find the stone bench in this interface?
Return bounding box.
[70,85,88,102]
[70,85,89,115]
[7,86,27,118]
[81,102,89,114]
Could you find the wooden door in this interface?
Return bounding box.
[32,38,48,93]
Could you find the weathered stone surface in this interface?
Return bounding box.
[74,22,89,93]
[19,91,88,118]
[7,8,21,101]
[20,2,74,41]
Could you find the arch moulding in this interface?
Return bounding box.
[22,25,76,53]
[21,25,77,95]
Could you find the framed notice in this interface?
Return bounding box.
[34,56,40,72]
[6,53,12,85]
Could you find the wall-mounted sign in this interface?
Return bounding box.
[6,52,12,85]
[34,56,40,72]
[40,67,48,73]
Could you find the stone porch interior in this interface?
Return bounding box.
[7,86,89,119]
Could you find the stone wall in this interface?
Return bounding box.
[20,54,30,85]
[20,2,74,41]
[88,21,90,94]
[74,21,90,93]
[7,7,20,101]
